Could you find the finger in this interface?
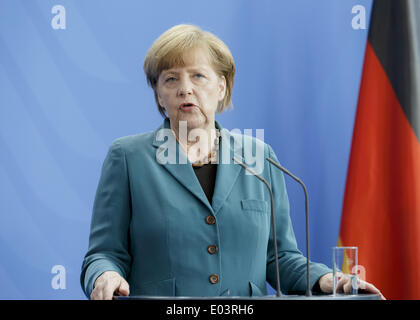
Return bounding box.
[359,281,380,294]
[117,279,130,296]
[335,277,348,293]
[358,281,386,299]
[379,293,386,300]
[102,277,121,300]
[91,287,103,300]
[343,277,354,294]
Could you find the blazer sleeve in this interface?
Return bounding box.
[80,140,132,299]
[265,145,331,294]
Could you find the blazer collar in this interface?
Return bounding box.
[152,118,243,216]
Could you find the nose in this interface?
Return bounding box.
[177,78,193,96]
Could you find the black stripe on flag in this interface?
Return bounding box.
[368,0,420,141]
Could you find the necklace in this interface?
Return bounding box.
[191,130,221,167]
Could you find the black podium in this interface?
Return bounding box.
[114,293,381,300]
[112,294,382,317]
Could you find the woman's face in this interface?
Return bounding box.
[156,47,226,131]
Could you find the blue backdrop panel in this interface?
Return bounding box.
[0,0,372,299]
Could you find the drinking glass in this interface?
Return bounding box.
[332,246,358,295]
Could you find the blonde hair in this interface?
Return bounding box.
[143,24,235,117]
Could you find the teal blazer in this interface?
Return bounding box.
[80,119,331,298]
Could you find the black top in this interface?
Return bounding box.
[193,164,218,205]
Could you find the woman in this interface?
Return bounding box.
[80,24,383,300]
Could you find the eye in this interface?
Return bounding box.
[165,76,177,83]
[194,73,205,79]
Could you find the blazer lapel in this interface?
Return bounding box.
[152,119,213,212]
[211,123,243,216]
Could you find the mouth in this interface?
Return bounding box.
[179,103,197,111]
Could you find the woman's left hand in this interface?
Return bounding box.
[318,273,386,300]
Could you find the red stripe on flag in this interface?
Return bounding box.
[340,42,420,300]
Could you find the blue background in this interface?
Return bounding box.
[0,0,372,299]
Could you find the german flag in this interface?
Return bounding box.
[339,0,420,300]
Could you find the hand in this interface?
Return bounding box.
[318,273,386,300]
[90,271,130,300]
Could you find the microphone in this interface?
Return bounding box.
[266,157,311,297]
[232,157,282,297]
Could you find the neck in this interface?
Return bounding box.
[170,120,219,164]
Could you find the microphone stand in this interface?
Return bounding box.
[266,157,312,297]
[232,157,282,297]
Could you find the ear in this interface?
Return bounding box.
[218,75,227,101]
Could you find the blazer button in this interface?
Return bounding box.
[207,245,218,254]
[209,274,219,284]
[205,215,216,225]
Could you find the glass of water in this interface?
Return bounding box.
[332,246,358,296]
